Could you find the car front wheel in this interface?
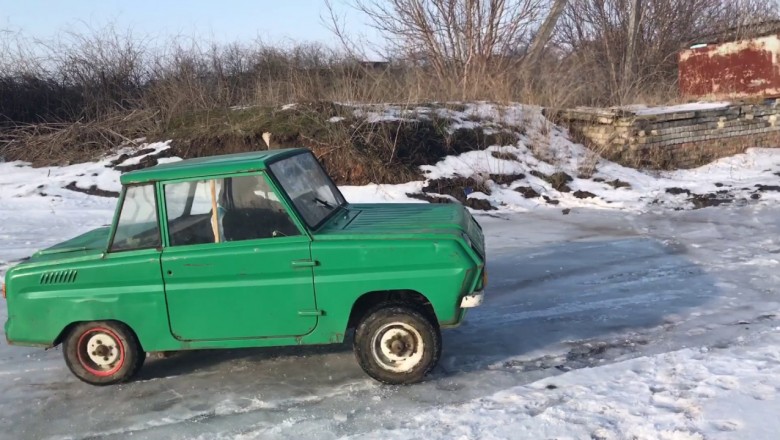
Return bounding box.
[63,321,145,385]
[353,305,441,384]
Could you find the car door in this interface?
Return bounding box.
[160,173,318,341]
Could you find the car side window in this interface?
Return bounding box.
[110,184,161,252]
[220,175,300,241]
[163,174,300,247]
[165,180,222,246]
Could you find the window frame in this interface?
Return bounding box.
[158,170,310,249]
[107,183,163,253]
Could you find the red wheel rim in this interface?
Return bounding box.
[76,327,125,377]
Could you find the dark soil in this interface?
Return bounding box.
[108,148,150,168]
[666,187,692,196]
[465,198,496,211]
[755,185,780,192]
[606,179,632,189]
[531,170,573,192]
[490,173,525,186]
[422,177,491,200]
[65,182,119,198]
[543,196,560,205]
[689,193,732,209]
[573,190,597,199]
[514,186,540,198]
[406,193,454,204]
[113,148,177,173]
[418,176,496,210]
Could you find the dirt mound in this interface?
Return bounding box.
[405,176,498,210]
[162,102,518,186]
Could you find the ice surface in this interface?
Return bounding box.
[2,188,780,438]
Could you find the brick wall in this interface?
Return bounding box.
[554,100,780,169]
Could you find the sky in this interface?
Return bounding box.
[0,0,381,53]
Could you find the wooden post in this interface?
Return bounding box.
[210,180,221,243]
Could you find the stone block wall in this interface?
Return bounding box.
[554,100,780,169]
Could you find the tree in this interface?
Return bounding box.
[526,0,568,67]
[340,0,547,98]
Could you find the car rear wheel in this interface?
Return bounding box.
[353,304,441,384]
[63,321,145,385]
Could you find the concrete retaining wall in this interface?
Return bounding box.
[555,100,780,169]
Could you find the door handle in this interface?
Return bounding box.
[291,259,319,268]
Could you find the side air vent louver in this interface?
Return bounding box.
[40,270,78,285]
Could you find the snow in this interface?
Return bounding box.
[2,104,780,439]
[347,332,780,440]
[624,102,732,116]
[339,182,425,204]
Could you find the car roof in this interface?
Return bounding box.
[120,148,308,185]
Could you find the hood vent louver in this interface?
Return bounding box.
[40,270,78,285]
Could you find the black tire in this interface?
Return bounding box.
[63,321,145,386]
[353,304,441,385]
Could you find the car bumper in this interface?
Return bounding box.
[460,290,484,308]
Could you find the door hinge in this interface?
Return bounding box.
[298,309,324,317]
[291,259,319,268]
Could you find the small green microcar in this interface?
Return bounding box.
[3,148,486,385]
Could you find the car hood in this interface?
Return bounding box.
[28,226,111,263]
[318,203,485,258]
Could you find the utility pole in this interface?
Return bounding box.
[623,0,643,90]
[526,0,568,67]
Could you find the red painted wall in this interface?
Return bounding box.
[679,34,780,98]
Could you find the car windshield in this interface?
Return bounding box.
[110,184,161,252]
[269,152,346,228]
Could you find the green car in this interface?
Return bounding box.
[3,148,486,385]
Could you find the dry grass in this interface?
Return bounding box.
[1,110,157,165]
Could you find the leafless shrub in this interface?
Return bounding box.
[2,110,157,164]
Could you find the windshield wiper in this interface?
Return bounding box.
[313,197,334,209]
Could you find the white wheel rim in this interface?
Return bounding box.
[85,332,120,367]
[370,322,424,373]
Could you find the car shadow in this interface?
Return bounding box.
[138,341,354,381]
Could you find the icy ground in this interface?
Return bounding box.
[2,110,780,438]
[2,170,780,439]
